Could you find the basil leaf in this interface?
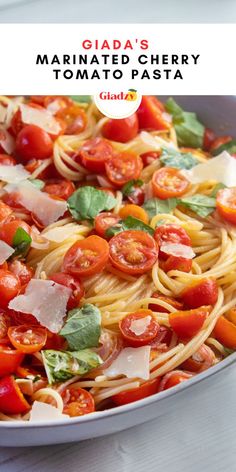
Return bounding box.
[178,194,216,217]
[12,228,32,258]
[160,148,198,170]
[68,186,117,221]
[70,95,91,103]
[210,182,226,198]
[106,216,154,238]
[60,304,101,351]
[212,139,236,156]
[42,349,102,384]
[166,98,204,148]
[29,179,45,190]
[121,179,144,197]
[142,197,177,219]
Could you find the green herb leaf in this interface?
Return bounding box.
[165,98,205,148]
[178,194,216,217]
[60,304,101,351]
[42,349,102,384]
[160,148,198,170]
[68,186,117,221]
[12,227,32,258]
[209,182,226,198]
[121,179,144,197]
[142,197,178,219]
[106,216,154,238]
[212,139,236,156]
[29,179,45,190]
[70,95,91,103]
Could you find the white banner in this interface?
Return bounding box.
[0,24,235,94]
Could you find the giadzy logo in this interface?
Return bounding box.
[94,89,141,119]
[99,89,138,101]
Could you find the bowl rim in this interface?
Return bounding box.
[1,351,236,429]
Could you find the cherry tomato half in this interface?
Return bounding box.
[50,272,84,310]
[149,293,184,312]
[213,316,236,350]
[180,278,218,309]
[62,235,109,277]
[0,154,16,166]
[0,309,11,341]
[140,151,161,167]
[109,230,158,275]
[0,201,13,223]
[0,219,31,246]
[210,135,232,153]
[94,212,121,238]
[79,137,114,173]
[159,370,193,391]
[102,114,138,143]
[44,179,75,200]
[0,375,30,414]
[15,124,53,162]
[8,260,33,286]
[169,305,211,339]
[119,309,159,347]
[137,96,170,131]
[216,188,236,225]
[203,128,216,151]
[154,224,191,260]
[181,344,215,373]
[0,345,24,377]
[56,104,87,135]
[0,270,21,309]
[62,386,95,417]
[119,204,149,224]
[8,325,47,354]
[112,377,161,406]
[105,152,143,188]
[162,256,192,273]
[152,167,189,199]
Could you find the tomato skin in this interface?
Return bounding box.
[44,331,65,350]
[0,201,13,223]
[163,256,192,273]
[140,151,161,167]
[44,179,75,200]
[105,152,143,188]
[216,188,236,225]
[0,270,21,309]
[119,309,160,347]
[169,306,210,339]
[214,316,236,349]
[149,293,184,312]
[109,230,158,275]
[102,114,139,143]
[203,128,216,151]
[154,224,191,260]
[112,377,161,406]
[180,278,218,309]
[159,370,193,391]
[126,185,145,206]
[152,167,190,199]
[15,124,53,162]
[0,154,16,166]
[8,325,47,354]
[94,212,121,238]
[62,386,95,417]
[0,219,31,246]
[0,375,30,414]
[50,272,84,310]
[181,344,215,373]
[79,137,114,173]
[10,310,39,326]
[62,235,109,277]
[8,260,33,286]
[226,307,236,325]
[0,346,24,377]
[119,204,149,224]
[56,104,87,135]
[210,135,232,153]
[137,96,169,131]
[0,309,11,340]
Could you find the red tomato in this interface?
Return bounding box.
[30,96,46,105]
[216,188,236,225]
[62,386,95,417]
[8,260,33,286]
[213,316,236,349]
[105,152,143,188]
[140,151,161,167]
[0,219,31,246]
[125,185,145,206]
[15,125,53,162]
[62,235,109,277]
[44,179,75,200]
[56,104,87,135]
[44,332,65,350]
[0,270,21,309]
[0,346,24,377]
[149,326,172,349]
[159,370,193,391]
[0,375,30,414]
[94,212,121,238]
[137,96,170,131]
[43,95,72,111]
[0,201,13,223]
[180,278,218,309]
[181,344,215,373]
[112,377,161,406]
[119,309,160,347]
[169,306,211,339]
[25,158,60,180]
[0,154,16,166]
[79,137,114,173]
[50,272,84,310]
[10,310,39,326]
[8,325,47,354]
[163,256,192,273]
[203,128,216,151]
[210,135,232,153]
[109,230,158,275]
[149,293,184,312]
[152,167,189,199]
[154,224,191,260]
[0,309,11,340]
[102,114,138,143]
[119,204,149,224]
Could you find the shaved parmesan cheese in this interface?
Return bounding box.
[181,151,236,186]
[20,104,61,135]
[5,181,67,226]
[9,279,71,333]
[46,99,63,115]
[160,242,195,259]
[0,164,30,183]
[0,240,14,264]
[0,128,15,154]
[29,401,69,422]
[140,131,177,151]
[104,346,151,380]
[43,225,77,243]
[129,316,151,336]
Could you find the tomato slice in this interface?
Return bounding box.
[152,167,190,199]
[140,151,161,167]
[62,386,95,417]
[154,224,191,260]
[181,344,215,373]
[137,96,170,131]
[159,370,193,391]
[149,294,184,312]
[62,235,109,277]
[0,201,13,223]
[180,278,218,309]
[112,377,161,406]
[102,114,138,143]
[0,345,24,376]
[169,306,211,339]
[8,325,47,354]
[0,154,16,166]
[213,316,236,349]
[15,124,53,162]
[8,260,33,286]
[119,204,149,224]
[203,128,216,151]
[0,270,21,309]
[109,230,158,275]
[0,375,30,414]
[79,137,114,173]
[0,219,31,246]
[105,152,143,188]
[44,179,75,200]
[94,212,121,238]
[119,309,160,347]
[56,104,87,135]
[50,272,84,310]
[216,188,236,225]
[162,256,192,273]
